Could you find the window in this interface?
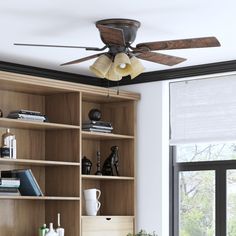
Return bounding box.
[172,143,236,236]
[169,75,236,236]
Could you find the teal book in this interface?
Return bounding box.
[1,169,43,196]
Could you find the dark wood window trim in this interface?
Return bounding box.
[170,146,236,236]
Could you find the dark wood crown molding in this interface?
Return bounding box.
[0,61,103,86]
[0,60,236,87]
[104,60,236,87]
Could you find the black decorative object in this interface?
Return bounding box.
[102,146,119,176]
[95,151,102,175]
[88,108,101,121]
[0,109,3,117]
[82,156,92,175]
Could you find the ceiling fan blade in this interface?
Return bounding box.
[96,24,125,46]
[14,43,105,51]
[137,51,186,66]
[60,53,104,66]
[136,37,220,51]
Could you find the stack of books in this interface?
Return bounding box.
[0,178,20,196]
[1,169,43,196]
[7,109,48,122]
[82,121,113,133]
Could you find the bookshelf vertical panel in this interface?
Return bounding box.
[82,139,134,177]
[0,128,45,160]
[45,130,80,162]
[101,101,135,136]
[45,166,80,197]
[82,102,101,123]
[46,92,81,125]
[100,181,134,216]
[82,180,134,216]
[82,139,100,175]
[82,179,102,216]
[0,200,45,236]
[0,89,45,119]
[45,201,80,236]
[0,164,46,194]
[100,140,135,177]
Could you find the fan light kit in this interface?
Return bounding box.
[14,18,221,81]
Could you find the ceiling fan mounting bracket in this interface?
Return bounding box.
[96,18,141,46]
[108,45,129,56]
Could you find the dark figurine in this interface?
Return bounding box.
[88,108,101,121]
[0,109,3,117]
[102,146,119,176]
[82,156,92,175]
[95,151,102,175]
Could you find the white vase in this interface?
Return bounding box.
[45,223,58,236]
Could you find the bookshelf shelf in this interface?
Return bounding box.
[0,158,80,167]
[81,215,135,218]
[0,196,80,200]
[82,131,134,140]
[0,118,80,130]
[81,175,134,181]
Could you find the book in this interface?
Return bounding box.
[0,187,19,193]
[7,109,48,122]
[8,113,46,119]
[7,113,47,122]
[82,128,112,133]
[0,190,20,196]
[82,124,113,130]
[1,169,43,196]
[83,120,113,128]
[0,178,20,188]
[9,109,41,115]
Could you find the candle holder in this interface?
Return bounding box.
[95,151,102,175]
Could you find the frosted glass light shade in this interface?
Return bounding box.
[89,55,112,78]
[130,56,145,79]
[105,63,122,81]
[114,53,132,76]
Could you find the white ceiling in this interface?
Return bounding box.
[1,0,236,77]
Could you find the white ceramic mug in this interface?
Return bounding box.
[85,200,101,216]
[84,188,101,200]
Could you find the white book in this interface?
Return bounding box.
[0,178,20,188]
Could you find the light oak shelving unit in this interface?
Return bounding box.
[0,71,140,236]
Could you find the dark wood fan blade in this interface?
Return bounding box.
[136,37,220,51]
[96,24,125,46]
[14,43,105,51]
[137,51,186,66]
[60,53,104,66]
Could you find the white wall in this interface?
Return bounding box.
[122,81,169,236]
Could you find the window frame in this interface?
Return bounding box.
[170,146,236,236]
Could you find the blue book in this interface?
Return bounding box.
[1,169,43,196]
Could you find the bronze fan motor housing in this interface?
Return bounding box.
[96,19,141,46]
[96,18,141,56]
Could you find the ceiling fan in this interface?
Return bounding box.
[14,18,221,81]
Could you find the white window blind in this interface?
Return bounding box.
[170,75,236,145]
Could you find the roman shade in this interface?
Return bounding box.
[170,74,236,145]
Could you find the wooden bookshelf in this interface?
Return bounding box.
[0,70,139,236]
